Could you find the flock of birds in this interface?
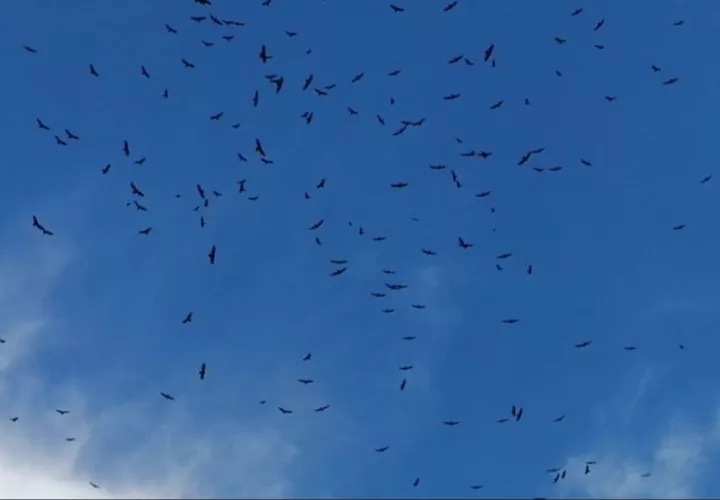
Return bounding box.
[4,0,707,497]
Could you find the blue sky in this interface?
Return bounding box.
[1,0,720,498]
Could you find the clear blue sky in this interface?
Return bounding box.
[1,0,720,498]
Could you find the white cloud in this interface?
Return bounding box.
[559,412,720,499]
[0,247,301,499]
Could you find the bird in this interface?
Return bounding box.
[208,245,216,264]
[32,216,53,236]
[56,409,70,415]
[198,363,206,380]
[160,392,175,401]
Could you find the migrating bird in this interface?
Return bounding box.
[32,216,53,235]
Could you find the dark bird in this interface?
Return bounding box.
[570,7,583,16]
[23,45,38,53]
[575,340,592,348]
[32,216,53,236]
[89,482,100,489]
[448,54,463,64]
[138,227,152,235]
[182,312,193,324]
[458,237,472,249]
[443,421,460,426]
[484,44,495,62]
[399,365,413,371]
[259,45,273,63]
[297,378,314,385]
[400,379,407,391]
[580,159,593,166]
[375,446,390,452]
[605,95,618,102]
[309,219,325,230]
[10,417,18,422]
[122,140,130,156]
[160,392,175,401]
[253,91,260,107]
[198,363,206,380]
[181,58,196,68]
[673,20,684,26]
[351,72,365,83]
[672,223,686,231]
[593,18,605,31]
[130,182,145,197]
[210,111,224,120]
[413,477,420,487]
[330,267,348,277]
[496,253,513,259]
[553,415,565,422]
[89,64,99,77]
[66,437,76,442]
[391,182,409,188]
[651,65,662,72]
[443,93,461,100]
[65,129,80,140]
[470,485,484,490]
[54,135,68,146]
[303,352,312,361]
[314,405,330,412]
[278,407,293,415]
[490,100,504,110]
[502,319,519,324]
[255,138,266,156]
[701,175,712,184]
[165,24,178,33]
[389,4,405,12]
[141,65,150,78]
[37,118,51,130]
[554,37,567,45]
[56,409,70,415]
[663,77,679,85]
[388,69,402,76]
[208,245,216,264]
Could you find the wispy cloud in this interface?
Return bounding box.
[559,409,720,499]
[0,246,301,499]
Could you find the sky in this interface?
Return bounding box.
[1,0,720,498]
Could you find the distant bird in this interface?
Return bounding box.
[574,340,592,348]
[198,363,206,380]
[375,445,390,452]
[56,409,70,415]
[160,392,175,401]
[32,216,53,236]
[208,245,216,264]
[413,477,420,487]
[278,407,293,415]
[89,482,100,489]
[89,64,99,77]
